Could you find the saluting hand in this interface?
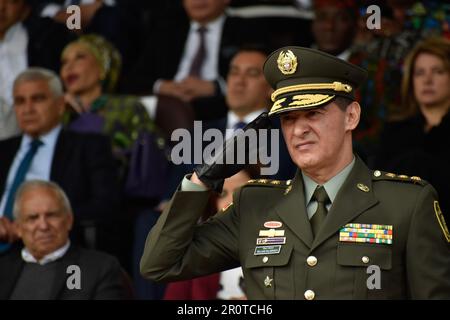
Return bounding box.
[193,112,271,193]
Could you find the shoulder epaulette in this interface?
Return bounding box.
[371,170,427,186]
[245,178,291,188]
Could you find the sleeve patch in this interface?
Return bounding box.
[434,201,450,243]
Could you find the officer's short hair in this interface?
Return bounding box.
[334,96,354,111]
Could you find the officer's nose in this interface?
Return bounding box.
[292,115,310,137]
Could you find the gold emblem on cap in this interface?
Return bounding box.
[277,50,298,75]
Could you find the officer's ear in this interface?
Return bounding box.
[344,101,361,131]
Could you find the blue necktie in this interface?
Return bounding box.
[3,139,43,219]
[233,121,247,131]
[0,139,42,252]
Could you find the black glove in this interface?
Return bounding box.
[194,112,271,193]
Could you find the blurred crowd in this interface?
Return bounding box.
[0,0,449,299]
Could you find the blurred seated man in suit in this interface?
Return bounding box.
[125,0,254,121]
[0,67,120,253]
[0,180,126,299]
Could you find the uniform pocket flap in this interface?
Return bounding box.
[337,243,392,270]
[244,244,293,269]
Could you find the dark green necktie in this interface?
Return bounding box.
[310,185,330,237]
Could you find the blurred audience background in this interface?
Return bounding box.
[0,0,449,299]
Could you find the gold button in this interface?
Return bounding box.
[306,256,317,267]
[374,170,381,177]
[362,256,370,264]
[262,256,269,263]
[304,290,315,300]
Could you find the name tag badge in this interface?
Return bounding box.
[254,245,282,255]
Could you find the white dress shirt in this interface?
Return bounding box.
[0,22,28,109]
[22,241,71,265]
[217,267,245,300]
[0,125,62,216]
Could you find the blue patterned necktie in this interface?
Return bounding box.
[3,139,43,219]
[0,139,42,252]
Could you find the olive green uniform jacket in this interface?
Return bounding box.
[140,157,450,299]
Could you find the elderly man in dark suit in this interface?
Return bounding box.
[0,180,126,299]
[0,67,120,253]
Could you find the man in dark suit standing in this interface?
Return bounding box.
[0,67,119,252]
[0,180,126,299]
[125,0,254,121]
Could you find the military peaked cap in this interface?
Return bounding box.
[263,46,368,116]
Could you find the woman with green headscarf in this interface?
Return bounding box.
[60,34,167,201]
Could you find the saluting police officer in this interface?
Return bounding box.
[140,46,450,299]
